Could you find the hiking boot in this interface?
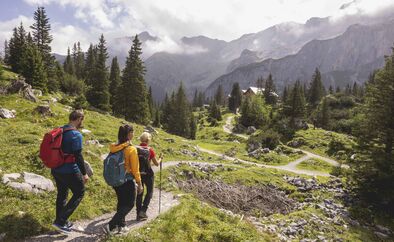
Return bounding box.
[52,223,72,234]
[138,211,148,221]
[65,221,74,229]
[103,224,117,235]
[117,226,130,234]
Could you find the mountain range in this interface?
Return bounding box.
[53,9,394,101]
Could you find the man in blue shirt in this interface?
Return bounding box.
[51,110,89,233]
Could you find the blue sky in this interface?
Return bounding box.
[0,0,393,54]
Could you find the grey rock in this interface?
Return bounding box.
[7,182,34,192]
[84,160,94,177]
[246,126,256,134]
[376,225,391,235]
[0,108,16,119]
[6,79,38,102]
[86,139,103,147]
[32,89,42,97]
[163,138,175,143]
[23,172,55,192]
[34,105,52,116]
[374,231,389,240]
[2,173,21,183]
[144,125,158,134]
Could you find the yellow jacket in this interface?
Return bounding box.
[109,142,141,183]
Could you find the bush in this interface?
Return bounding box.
[239,96,269,128]
[249,129,281,150]
[60,73,85,95]
[72,94,88,109]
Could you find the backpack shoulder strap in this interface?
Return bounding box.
[63,127,77,132]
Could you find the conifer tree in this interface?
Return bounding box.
[345,84,352,95]
[282,86,288,103]
[329,85,334,94]
[316,97,330,128]
[73,42,85,79]
[352,82,359,97]
[172,83,191,136]
[209,100,222,123]
[351,47,394,214]
[8,23,27,73]
[264,73,277,105]
[240,95,267,128]
[336,86,341,93]
[88,34,110,111]
[308,68,325,107]
[84,44,97,87]
[285,80,306,122]
[109,56,121,112]
[3,40,10,65]
[197,91,205,107]
[215,84,225,106]
[192,89,198,107]
[189,116,197,140]
[63,47,75,75]
[21,44,47,92]
[119,35,149,123]
[153,109,161,127]
[228,82,242,113]
[148,86,154,118]
[256,76,264,92]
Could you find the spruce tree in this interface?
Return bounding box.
[197,91,205,107]
[285,80,306,122]
[84,44,97,87]
[148,86,154,118]
[228,82,242,113]
[119,35,149,123]
[192,89,198,107]
[308,68,325,107]
[109,56,121,112]
[172,83,191,136]
[189,116,197,140]
[350,47,394,214]
[3,40,10,65]
[215,84,225,106]
[264,73,277,105]
[63,47,75,75]
[282,86,288,103]
[30,6,55,77]
[329,85,334,94]
[316,97,330,128]
[8,23,27,73]
[256,76,264,92]
[153,109,161,127]
[88,34,110,111]
[72,42,85,79]
[21,44,47,92]
[240,95,267,128]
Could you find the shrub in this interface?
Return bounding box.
[60,73,85,95]
[249,129,281,150]
[239,96,269,128]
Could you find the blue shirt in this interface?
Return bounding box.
[52,124,83,174]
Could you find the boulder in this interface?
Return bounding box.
[262,148,270,153]
[6,78,38,102]
[164,138,175,143]
[247,141,261,152]
[81,129,92,134]
[2,172,55,193]
[0,108,16,119]
[374,231,389,240]
[32,89,42,97]
[287,138,305,148]
[144,125,158,134]
[84,160,94,177]
[246,126,257,134]
[234,123,246,133]
[85,139,103,147]
[23,172,55,192]
[34,105,52,116]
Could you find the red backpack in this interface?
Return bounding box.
[39,127,76,168]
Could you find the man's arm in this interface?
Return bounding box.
[74,149,87,176]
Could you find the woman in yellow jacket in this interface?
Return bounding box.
[105,124,143,234]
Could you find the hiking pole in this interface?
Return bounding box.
[159,160,162,214]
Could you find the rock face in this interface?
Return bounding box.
[206,20,394,97]
[34,105,52,116]
[6,78,38,102]
[0,108,16,119]
[2,172,55,193]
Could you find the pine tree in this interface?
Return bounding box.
[8,23,27,73]
[88,34,110,111]
[316,97,330,128]
[228,82,242,113]
[192,89,198,107]
[214,84,225,106]
[308,68,325,107]
[285,80,306,122]
[197,91,205,107]
[350,47,394,214]
[63,47,75,75]
[84,44,97,87]
[30,7,55,77]
[72,42,85,79]
[21,44,47,92]
[153,109,161,127]
[264,73,277,105]
[189,116,197,140]
[329,85,334,94]
[282,86,288,103]
[148,86,154,118]
[109,56,121,113]
[256,76,264,92]
[119,35,149,123]
[3,40,10,65]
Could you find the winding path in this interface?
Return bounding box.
[220,115,343,176]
